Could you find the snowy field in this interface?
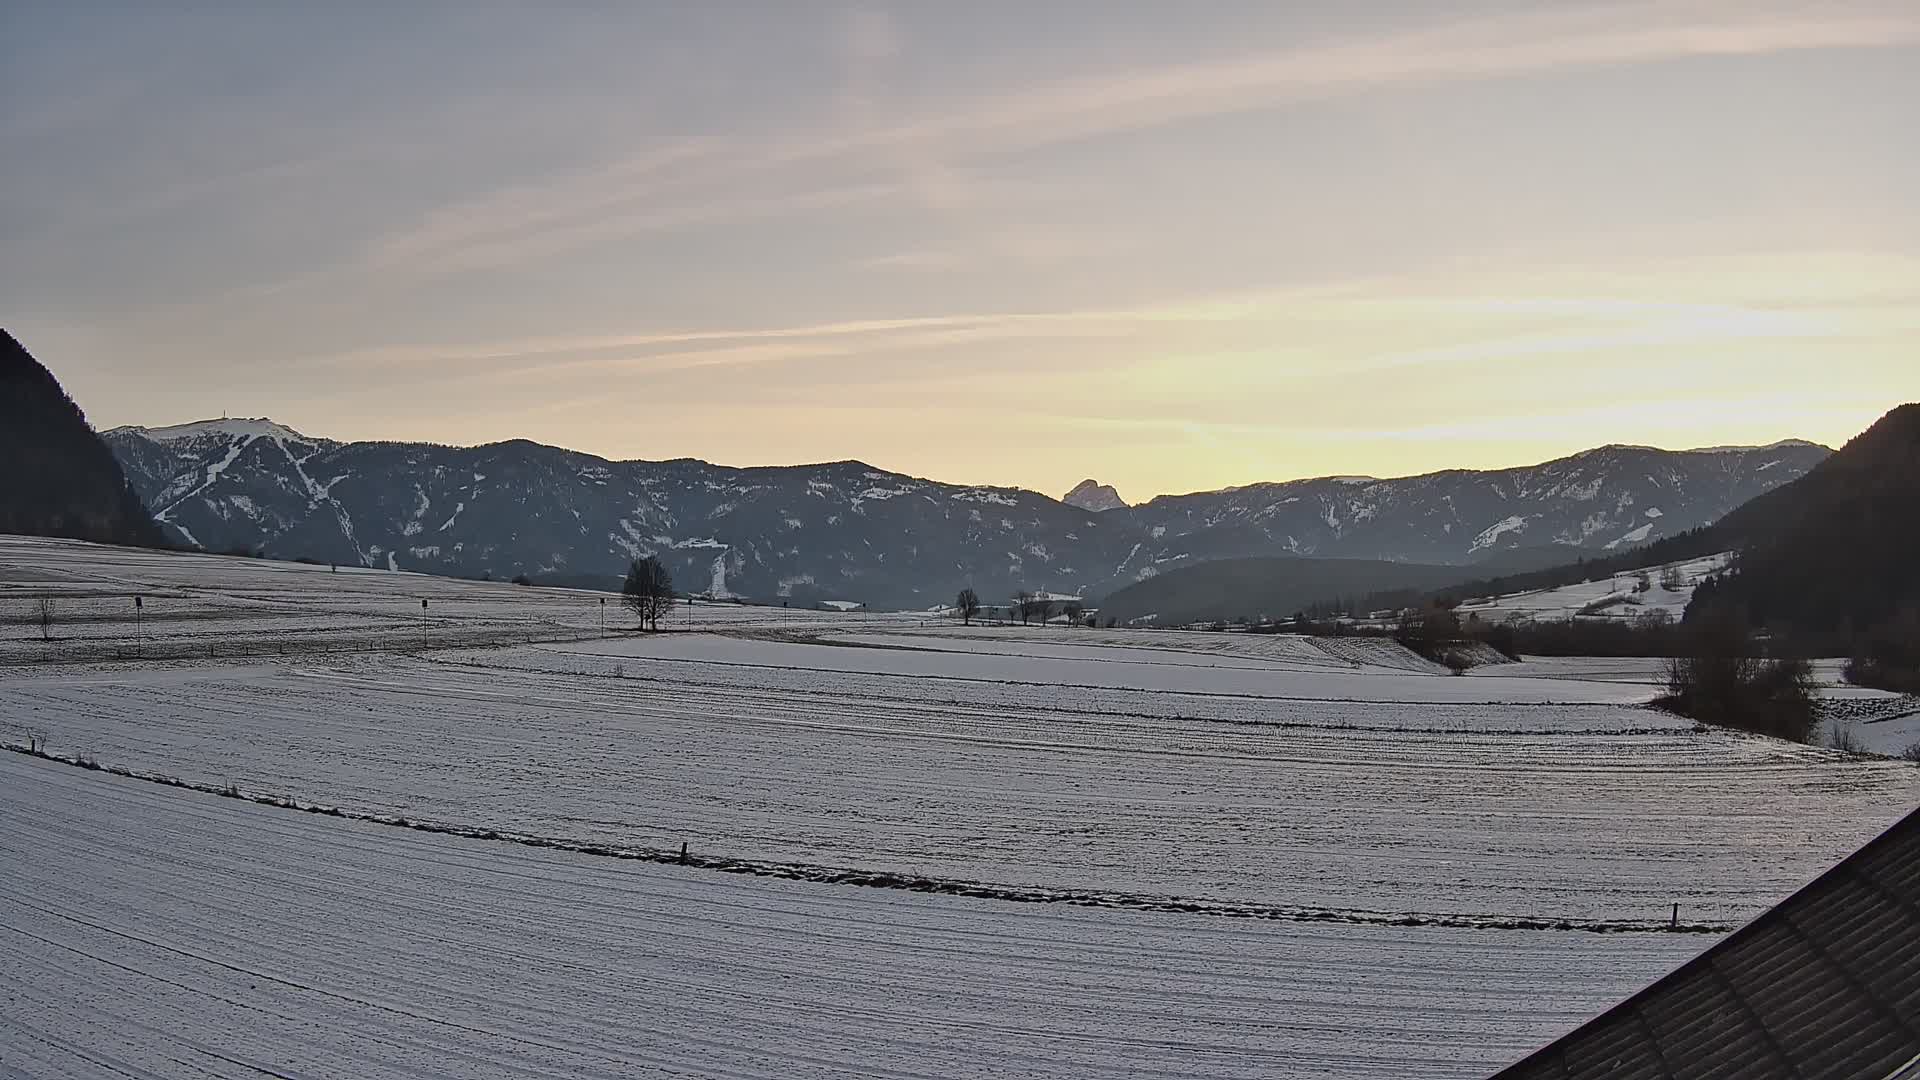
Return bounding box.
[1,753,1712,1080]
[1453,553,1729,625]
[4,536,1920,1078]
[1475,656,1920,755]
[557,631,1657,704]
[9,641,1915,925]
[0,534,928,663]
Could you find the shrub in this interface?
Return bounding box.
[1843,638,1920,694]
[1394,606,1460,660]
[1901,742,1920,763]
[1474,621,1521,661]
[1660,651,1818,743]
[1655,609,1819,742]
[1826,723,1864,754]
[1578,596,1632,617]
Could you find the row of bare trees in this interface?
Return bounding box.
[954,587,1087,627]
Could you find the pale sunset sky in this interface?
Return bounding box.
[4,2,1917,500]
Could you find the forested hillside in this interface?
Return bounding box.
[0,330,167,548]
[1692,404,1920,683]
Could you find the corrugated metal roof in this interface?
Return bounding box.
[1491,804,1920,1080]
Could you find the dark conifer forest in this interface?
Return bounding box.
[1,330,168,549]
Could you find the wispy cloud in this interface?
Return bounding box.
[315,249,1920,383]
[355,1,1920,276]
[311,277,1369,377]
[859,250,969,271]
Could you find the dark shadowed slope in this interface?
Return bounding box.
[1692,403,1920,640]
[1096,555,1467,625]
[0,330,166,548]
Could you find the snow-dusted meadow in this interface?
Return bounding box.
[3,752,1711,1079]
[0,534,929,662]
[3,536,1918,1078]
[1451,553,1729,625]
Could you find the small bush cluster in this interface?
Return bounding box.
[1842,631,1920,694]
[1657,613,1819,744]
[1660,653,1818,743]
[1826,723,1865,754]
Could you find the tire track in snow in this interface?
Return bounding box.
[2,750,1716,1079]
[2,744,1731,935]
[10,649,1908,924]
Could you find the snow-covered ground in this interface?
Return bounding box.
[558,632,1655,704]
[0,534,930,663]
[9,639,1917,924]
[1818,696,1920,757]
[1480,655,1920,756]
[1,752,1713,1079]
[1454,553,1730,625]
[4,535,1918,1078]
[818,624,1460,672]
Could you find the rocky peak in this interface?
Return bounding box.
[1063,479,1126,512]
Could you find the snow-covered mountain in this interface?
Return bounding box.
[1126,442,1831,570]
[1062,479,1126,513]
[104,421,1828,608]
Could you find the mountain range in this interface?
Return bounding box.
[102,416,1829,608]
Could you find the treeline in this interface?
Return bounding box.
[1689,405,1920,692]
[1,330,170,549]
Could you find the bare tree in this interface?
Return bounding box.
[36,598,54,642]
[1013,589,1034,626]
[1659,565,1686,592]
[955,587,981,626]
[623,556,676,631]
[1063,601,1084,626]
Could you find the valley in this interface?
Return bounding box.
[4,536,1917,1077]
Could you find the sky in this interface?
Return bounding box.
[4,2,1918,500]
